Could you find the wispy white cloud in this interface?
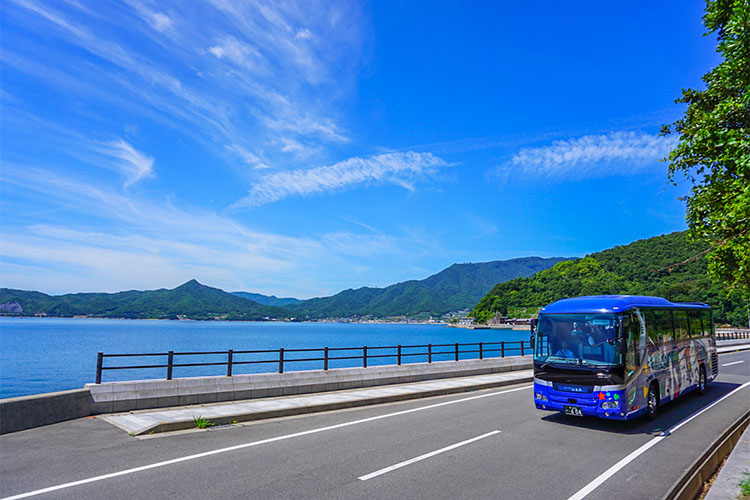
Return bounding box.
[98,139,155,186]
[6,0,363,174]
[294,28,313,40]
[125,0,173,33]
[502,131,677,180]
[232,152,449,209]
[225,144,269,170]
[207,36,262,67]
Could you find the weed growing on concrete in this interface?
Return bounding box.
[738,471,750,498]
[193,415,215,429]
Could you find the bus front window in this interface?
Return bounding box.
[534,314,622,366]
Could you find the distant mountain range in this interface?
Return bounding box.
[285,257,567,319]
[6,233,738,324]
[0,280,288,321]
[0,256,565,320]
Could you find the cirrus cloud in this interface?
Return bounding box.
[232,151,449,209]
[503,131,678,180]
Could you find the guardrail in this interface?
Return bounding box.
[95,340,530,384]
[716,331,750,340]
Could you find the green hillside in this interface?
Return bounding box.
[0,280,291,320]
[471,232,746,326]
[231,291,302,307]
[289,257,567,319]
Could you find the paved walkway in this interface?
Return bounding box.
[102,369,534,435]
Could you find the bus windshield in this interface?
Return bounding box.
[534,313,622,367]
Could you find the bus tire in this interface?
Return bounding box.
[646,382,659,421]
[696,366,707,395]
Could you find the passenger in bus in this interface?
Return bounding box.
[556,340,575,358]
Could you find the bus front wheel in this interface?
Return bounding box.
[646,383,659,421]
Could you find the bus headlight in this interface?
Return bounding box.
[535,392,548,402]
[601,401,619,409]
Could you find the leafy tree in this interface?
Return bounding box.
[661,0,749,297]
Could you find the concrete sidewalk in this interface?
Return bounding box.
[102,369,534,435]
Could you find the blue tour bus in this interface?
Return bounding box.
[531,295,718,420]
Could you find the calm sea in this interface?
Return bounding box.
[0,318,529,398]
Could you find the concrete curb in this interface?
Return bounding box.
[717,344,750,354]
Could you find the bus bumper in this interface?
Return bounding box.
[533,380,642,420]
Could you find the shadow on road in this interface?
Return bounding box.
[538,381,744,435]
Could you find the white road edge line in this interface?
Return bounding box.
[358,430,501,481]
[722,360,745,367]
[566,380,750,500]
[0,385,531,500]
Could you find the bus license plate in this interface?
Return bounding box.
[564,405,583,417]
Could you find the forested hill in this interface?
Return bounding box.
[287,257,567,319]
[0,280,290,320]
[230,291,302,307]
[471,232,746,326]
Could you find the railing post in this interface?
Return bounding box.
[479,342,483,360]
[397,345,402,365]
[324,347,329,370]
[96,352,103,384]
[455,343,459,361]
[521,341,525,356]
[501,341,505,358]
[279,348,284,373]
[428,344,432,363]
[363,346,368,368]
[167,350,174,380]
[226,349,233,377]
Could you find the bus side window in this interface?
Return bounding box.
[688,311,702,338]
[673,311,689,341]
[654,309,673,343]
[700,310,712,337]
[644,310,659,346]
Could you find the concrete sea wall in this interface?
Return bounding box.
[0,389,91,434]
[0,356,531,434]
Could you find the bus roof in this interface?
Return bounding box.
[539,295,710,314]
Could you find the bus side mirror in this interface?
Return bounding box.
[530,318,537,335]
[530,335,535,349]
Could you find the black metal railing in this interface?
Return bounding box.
[95,340,530,384]
[716,331,750,341]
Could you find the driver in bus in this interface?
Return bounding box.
[556,339,575,358]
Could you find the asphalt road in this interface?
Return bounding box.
[1,350,748,500]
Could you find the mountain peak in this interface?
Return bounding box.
[177,279,203,289]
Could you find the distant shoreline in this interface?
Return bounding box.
[0,315,451,326]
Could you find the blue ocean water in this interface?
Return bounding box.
[0,318,529,398]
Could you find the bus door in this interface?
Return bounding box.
[623,311,648,410]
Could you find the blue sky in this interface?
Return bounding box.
[1,1,718,298]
